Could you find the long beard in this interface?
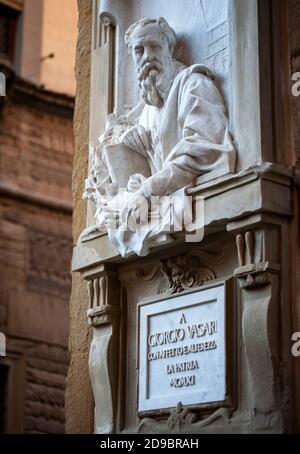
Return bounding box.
[139,64,172,108]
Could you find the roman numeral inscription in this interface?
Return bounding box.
[170,375,196,388]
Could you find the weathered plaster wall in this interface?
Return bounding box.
[65,0,94,434]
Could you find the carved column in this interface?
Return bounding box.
[88,3,115,226]
[227,215,291,432]
[83,265,120,434]
[90,5,115,146]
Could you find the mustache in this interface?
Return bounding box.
[138,60,163,82]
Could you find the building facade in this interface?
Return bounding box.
[0,0,77,434]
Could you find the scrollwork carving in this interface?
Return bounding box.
[135,262,164,282]
[101,15,113,27]
[138,402,232,434]
[167,402,197,431]
[135,245,227,294]
[161,255,216,294]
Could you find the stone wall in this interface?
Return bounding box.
[288,0,300,433]
[24,343,69,433]
[0,93,73,203]
[65,0,94,434]
[289,0,300,162]
[0,68,74,433]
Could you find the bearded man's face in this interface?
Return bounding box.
[131,24,174,107]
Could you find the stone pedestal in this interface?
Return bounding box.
[72,163,294,433]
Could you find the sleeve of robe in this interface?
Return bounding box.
[140,68,236,197]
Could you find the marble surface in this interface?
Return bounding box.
[138,284,226,412]
[84,17,236,257]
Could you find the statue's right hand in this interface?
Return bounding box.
[120,124,152,158]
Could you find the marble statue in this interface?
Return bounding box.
[84,17,236,257]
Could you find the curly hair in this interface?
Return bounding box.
[124,17,177,55]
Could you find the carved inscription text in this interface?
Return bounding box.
[138,285,227,412]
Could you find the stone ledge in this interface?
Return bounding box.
[72,163,294,272]
[0,62,75,118]
[0,181,72,214]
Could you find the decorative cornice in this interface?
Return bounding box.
[0,62,75,118]
[0,181,72,214]
[72,164,293,273]
[188,162,294,197]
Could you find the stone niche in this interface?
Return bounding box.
[72,0,294,434]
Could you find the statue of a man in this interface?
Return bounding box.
[84,17,236,256]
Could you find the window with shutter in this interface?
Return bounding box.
[0,3,20,64]
[0,0,23,11]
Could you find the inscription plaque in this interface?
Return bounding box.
[138,284,227,412]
